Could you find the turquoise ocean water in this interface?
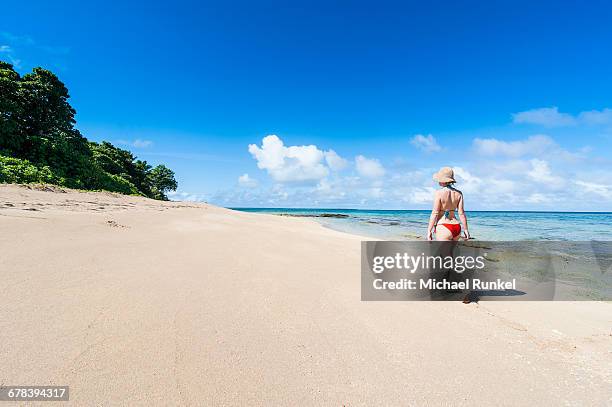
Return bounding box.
[232,208,612,241]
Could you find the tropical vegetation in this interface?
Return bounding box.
[0,60,177,200]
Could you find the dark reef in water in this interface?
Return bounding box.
[278,213,350,219]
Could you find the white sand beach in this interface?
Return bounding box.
[0,184,610,406]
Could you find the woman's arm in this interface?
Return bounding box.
[427,193,441,240]
[457,193,470,239]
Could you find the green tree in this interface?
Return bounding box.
[0,62,22,155]
[89,141,156,197]
[148,165,177,200]
[17,67,91,184]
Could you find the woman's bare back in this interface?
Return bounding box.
[435,186,462,223]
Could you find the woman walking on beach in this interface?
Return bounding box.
[427,167,471,241]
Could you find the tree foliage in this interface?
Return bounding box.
[0,155,56,184]
[148,164,178,200]
[0,61,177,199]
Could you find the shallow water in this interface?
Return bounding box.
[232,208,612,241]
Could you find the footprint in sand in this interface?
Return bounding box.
[106,220,129,228]
[478,306,528,331]
[499,318,528,332]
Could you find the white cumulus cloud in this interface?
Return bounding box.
[133,139,153,148]
[324,149,348,171]
[452,167,483,194]
[227,121,607,210]
[513,106,612,127]
[355,155,385,178]
[409,187,436,203]
[577,108,612,125]
[512,107,576,127]
[117,139,154,149]
[248,135,340,183]
[574,180,612,197]
[410,134,442,153]
[527,159,565,188]
[525,193,548,204]
[238,173,258,188]
[473,135,556,157]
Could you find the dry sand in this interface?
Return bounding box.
[0,184,610,406]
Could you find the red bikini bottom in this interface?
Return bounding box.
[438,223,461,238]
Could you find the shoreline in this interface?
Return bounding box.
[1,184,610,405]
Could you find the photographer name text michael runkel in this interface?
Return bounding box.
[373,278,517,290]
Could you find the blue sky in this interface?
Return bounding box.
[2,1,612,210]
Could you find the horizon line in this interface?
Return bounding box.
[228,207,612,214]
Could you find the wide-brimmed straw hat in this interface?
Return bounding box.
[432,167,455,183]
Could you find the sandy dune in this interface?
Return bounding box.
[0,184,610,406]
